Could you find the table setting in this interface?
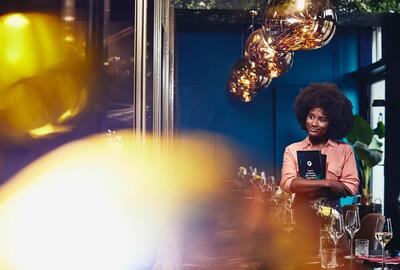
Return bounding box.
[181,166,400,270]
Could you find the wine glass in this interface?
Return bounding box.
[344,210,361,259]
[282,208,296,233]
[375,218,393,269]
[328,213,345,267]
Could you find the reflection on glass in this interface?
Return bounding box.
[227,79,256,103]
[230,59,271,91]
[103,4,135,131]
[262,0,336,51]
[244,29,294,78]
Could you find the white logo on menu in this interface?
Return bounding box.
[307,161,312,167]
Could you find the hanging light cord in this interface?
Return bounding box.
[249,10,258,33]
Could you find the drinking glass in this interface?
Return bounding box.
[344,210,360,259]
[327,213,345,267]
[375,218,393,269]
[354,239,369,256]
[320,229,331,257]
[282,208,296,233]
[321,248,337,269]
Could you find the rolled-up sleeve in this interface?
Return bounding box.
[280,147,298,193]
[340,145,359,195]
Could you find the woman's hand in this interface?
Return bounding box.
[290,178,351,198]
[324,180,352,197]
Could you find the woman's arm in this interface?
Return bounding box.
[281,147,330,194]
[337,145,359,195]
[281,146,352,197]
[290,178,351,197]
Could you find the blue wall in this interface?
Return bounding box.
[177,24,360,180]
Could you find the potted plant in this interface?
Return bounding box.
[346,115,385,205]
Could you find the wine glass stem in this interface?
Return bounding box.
[382,245,385,269]
[334,243,338,266]
[350,237,354,258]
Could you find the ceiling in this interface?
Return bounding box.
[0,0,395,26]
[173,0,389,26]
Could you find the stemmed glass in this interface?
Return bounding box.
[344,210,361,259]
[328,213,345,267]
[375,218,393,269]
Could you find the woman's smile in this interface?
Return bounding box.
[305,107,329,138]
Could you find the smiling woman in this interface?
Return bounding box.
[281,82,359,201]
[305,107,329,141]
[279,82,359,255]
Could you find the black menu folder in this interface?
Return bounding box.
[297,150,326,180]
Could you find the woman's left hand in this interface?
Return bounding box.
[324,180,351,197]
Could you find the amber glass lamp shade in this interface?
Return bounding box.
[244,29,294,78]
[261,0,336,51]
[227,79,256,103]
[230,59,271,91]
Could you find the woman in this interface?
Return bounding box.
[280,82,359,255]
[281,82,359,203]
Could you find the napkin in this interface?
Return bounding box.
[357,255,400,264]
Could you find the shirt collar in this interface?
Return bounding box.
[300,136,338,149]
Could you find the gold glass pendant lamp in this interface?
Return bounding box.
[244,28,294,78]
[262,0,337,51]
[227,79,257,103]
[230,59,271,91]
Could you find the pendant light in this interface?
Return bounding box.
[244,28,294,78]
[228,79,257,103]
[230,59,271,91]
[262,0,337,51]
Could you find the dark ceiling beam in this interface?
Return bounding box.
[175,8,387,27]
[0,0,62,15]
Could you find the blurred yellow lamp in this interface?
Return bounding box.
[0,13,87,139]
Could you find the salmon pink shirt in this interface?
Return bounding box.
[280,136,359,195]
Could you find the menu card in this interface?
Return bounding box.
[297,150,326,180]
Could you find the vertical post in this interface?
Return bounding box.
[86,0,105,133]
[134,0,175,147]
[153,0,163,147]
[134,0,148,140]
[163,0,175,142]
[383,14,400,249]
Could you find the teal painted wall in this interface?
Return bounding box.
[177,24,360,181]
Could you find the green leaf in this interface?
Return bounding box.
[346,115,373,145]
[369,136,383,150]
[354,141,383,167]
[373,121,385,138]
[368,149,383,167]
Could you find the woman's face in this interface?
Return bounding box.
[305,107,329,138]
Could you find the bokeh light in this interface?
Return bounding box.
[0,130,323,269]
[0,131,234,270]
[0,13,87,140]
